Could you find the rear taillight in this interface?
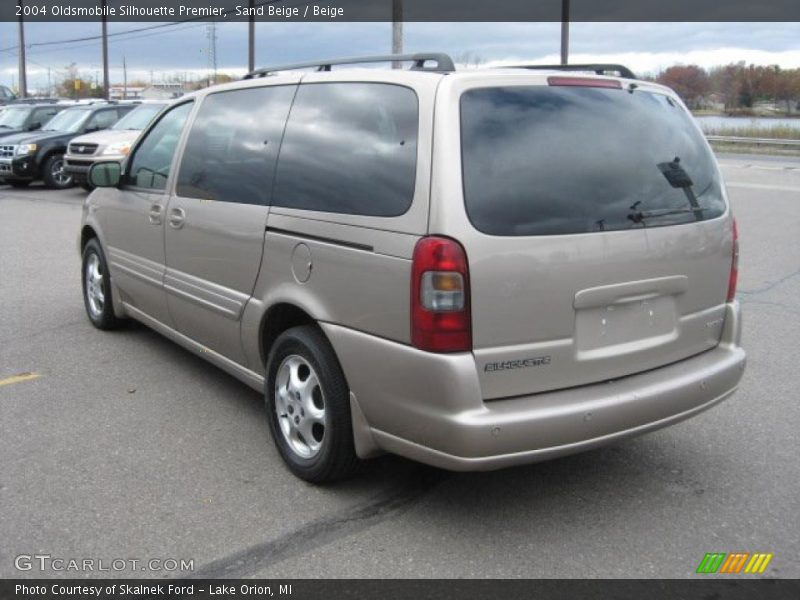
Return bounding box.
[727,218,739,302]
[411,236,471,352]
[547,76,622,89]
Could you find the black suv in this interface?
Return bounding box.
[0,102,134,189]
[0,103,64,139]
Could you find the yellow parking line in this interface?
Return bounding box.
[0,372,42,387]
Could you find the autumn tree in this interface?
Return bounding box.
[656,65,710,109]
[56,63,104,99]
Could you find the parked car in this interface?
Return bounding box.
[0,103,64,139]
[0,85,16,105]
[79,54,745,483]
[0,102,134,188]
[64,102,168,191]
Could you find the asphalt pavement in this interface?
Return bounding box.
[1,153,798,578]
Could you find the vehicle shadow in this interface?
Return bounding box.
[112,319,727,578]
[119,317,717,499]
[0,182,87,203]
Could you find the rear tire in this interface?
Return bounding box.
[42,154,73,189]
[265,325,361,483]
[81,238,123,330]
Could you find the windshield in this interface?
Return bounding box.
[42,109,89,133]
[112,104,165,130]
[460,85,726,236]
[0,107,30,128]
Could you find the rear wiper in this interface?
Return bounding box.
[628,206,707,219]
[629,207,708,222]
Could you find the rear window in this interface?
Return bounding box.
[460,85,726,236]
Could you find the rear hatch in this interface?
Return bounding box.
[454,77,733,399]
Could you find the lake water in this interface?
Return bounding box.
[695,115,800,132]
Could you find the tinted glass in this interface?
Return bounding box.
[127,102,193,190]
[112,104,166,130]
[42,109,90,133]
[32,107,60,123]
[0,107,29,128]
[86,109,118,131]
[176,85,295,205]
[273,83,418,217]
[460,86,726,236]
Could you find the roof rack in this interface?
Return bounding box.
[244,53,455,79]
[8,97,61,105]
[58,99,115,106]
[505,63,637,79]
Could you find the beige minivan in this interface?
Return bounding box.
[79,54,745,482]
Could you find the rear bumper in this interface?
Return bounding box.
[322,301,745,471]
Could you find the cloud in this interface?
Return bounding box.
[485,48,800,75]
[1,21,798,90]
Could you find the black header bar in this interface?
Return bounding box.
[1,579,800,600]
[2,0,800,22]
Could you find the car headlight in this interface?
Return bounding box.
[16,143,37,156]
[102,142,131,156]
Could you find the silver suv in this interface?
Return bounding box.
[79,54,745,482]
[64,102,168,191]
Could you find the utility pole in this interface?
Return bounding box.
[122,55,127,100]
[17,0,28,97]
[560,0,570,65]
[248,0,255,73]
[206,22,218,86]
[101,0,110,100]
[391,0,403,69]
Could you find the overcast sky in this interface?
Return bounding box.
[1,21,799,90]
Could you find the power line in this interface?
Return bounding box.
[0,0,294,54]
[1,21,208,58]
[0,21,202,54]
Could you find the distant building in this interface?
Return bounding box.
[141,83,190,100]
[109,86,145,100]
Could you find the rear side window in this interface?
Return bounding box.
[273,83,418,217]
[460,86,726,236]
[86,109,118,131]
[176,85,296,205]
[33,107,59,123]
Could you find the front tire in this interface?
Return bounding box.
[81,238,123,330]
[42,154,74,189]
[266,325,361,483]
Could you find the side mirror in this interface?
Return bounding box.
[27,122,41,131]
[88,161,122,188]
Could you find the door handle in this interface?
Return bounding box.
[168,207,186,229]
[148,203,163,225]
